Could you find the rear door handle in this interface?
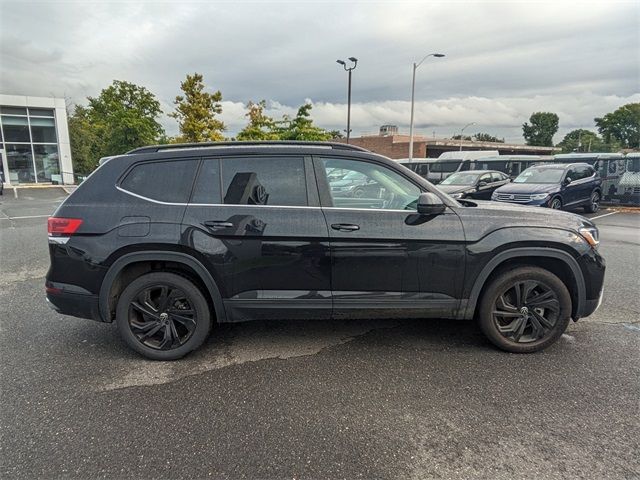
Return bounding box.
[204,220,234,229]
[331,223,360,232]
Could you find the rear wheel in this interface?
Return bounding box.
[478,266,571,353]
[115,272,211,360]
[584,191,600,213]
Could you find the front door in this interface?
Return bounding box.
[181,155,331,321]
[314,156,465,319]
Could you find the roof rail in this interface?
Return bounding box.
[126,141,369,155]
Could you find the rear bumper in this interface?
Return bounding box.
[46,291,103,322]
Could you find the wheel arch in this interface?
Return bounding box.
[98,251,227,324]
[461,248,586,321]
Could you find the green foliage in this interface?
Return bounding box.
[328,130,344,139]
[594,103,640,148]
[556,129,611,153]
[236,100,279,141]
[68,80,164,174]
[473,132,504,143]
[170,73,225,142]
[275,103,333,141]
[451,134,472,141]
[522,112,559,146]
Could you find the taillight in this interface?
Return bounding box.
[47,217,83,236]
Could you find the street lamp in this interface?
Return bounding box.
[336,57,358,143]
[459,122,476,151]
[408,53,445,161]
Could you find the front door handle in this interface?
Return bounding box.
[331,223,360,232]
[204,220,234,229]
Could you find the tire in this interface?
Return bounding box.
[478,266,572,353]
[584,191,600,213]
[549,197,562,210]
[115,272,211,360]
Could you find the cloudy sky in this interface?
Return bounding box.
[1,0,638,143]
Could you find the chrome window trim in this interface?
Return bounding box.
[116,186,418,213]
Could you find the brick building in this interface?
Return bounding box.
[340,126,559,159]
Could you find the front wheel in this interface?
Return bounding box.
[478,267,572,353]
[115,272,211,360]
[584,191,600,213]
[549,197,562,210]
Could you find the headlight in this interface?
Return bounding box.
[579,226,600,248]
[491,191,498,199]
[531,193,550,200]
[450,192,464,199]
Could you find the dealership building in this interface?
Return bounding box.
[0,94,74,185]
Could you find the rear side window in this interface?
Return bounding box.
[221,156,307,206]
[120,159,199,203]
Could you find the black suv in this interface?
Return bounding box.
[46,142,605,360]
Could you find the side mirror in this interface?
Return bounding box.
[417,192,446,215]
[564,177,573,185]
[477,181,488,188]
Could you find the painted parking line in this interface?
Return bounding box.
[0,214,51,220]
[589,211,619,221]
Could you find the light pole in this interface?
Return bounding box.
[459,122,476,152]
[336,57,358,143]
[409,53,445,161]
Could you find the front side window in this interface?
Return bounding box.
[120,159,199,203]
[321,158,421,210]
[221,156,307,206]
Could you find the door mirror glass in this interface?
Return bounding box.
[417,192,446,215]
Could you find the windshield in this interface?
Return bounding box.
[514,167,564,184]
[626,158,640,173]
[441,172,480,185]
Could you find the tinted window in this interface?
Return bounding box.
[121,159,199,203]
[321,158,421,210]
[191,159,222,203]
[221,156,307,206]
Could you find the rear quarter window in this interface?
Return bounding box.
[120,159,199,203]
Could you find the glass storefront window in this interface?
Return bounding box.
[5,143,35,183]
[30,117,57,143]
[34,145,60,182]
[2,116,31,142]
[0,106,27,115]
[28,108,54,117]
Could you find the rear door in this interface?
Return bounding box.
[181,155,331,321]
[562,166,582,206]
[315,156,465,319]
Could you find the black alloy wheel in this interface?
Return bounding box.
[492,280,559,343]
[550,197,562,210]
[128,285,197,350]
[116,272,211,360]
[478,266,571,353]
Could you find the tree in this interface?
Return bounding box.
[69,80,164,174]
[68,105,100,175]
[594,103,640,148]
[451,134,472,141]
[556,129,609,153]
[275,103,333,141]
[473,132,504,143]
[87,80,164,155]
[170,73,225,142]
[236,100,279,141]
[522,112,559,146]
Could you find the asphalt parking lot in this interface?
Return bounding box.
[1,188,639,479]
